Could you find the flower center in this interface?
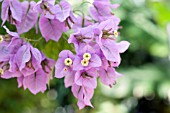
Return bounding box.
[40,2,54,15]
[64,67,67,71]
[0,68,4,75]
[82,72,93,78]
[83,53,91,60]
[64,58,72,66]
[81,59,89,66]
[114,30,118,37]
[26,60,35,70]
[0,35,3,43]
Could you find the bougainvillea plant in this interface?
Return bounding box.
[0,0,130,109]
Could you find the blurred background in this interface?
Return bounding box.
[0,0,170,113]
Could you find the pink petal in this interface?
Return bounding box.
[10,0,23,22]
[71,84,81,98]
[64,71,74,88]
[73,56,84,70]
[99,67,119,87]
[1,0,9,25]
[83,77,97,89]
[117,41,130,53]
[39,15,65,42]
[23,69,47,95]
[47,0,55,5]
[89,54,102,68]
[17,76,24,88]
[15,45,31,71]
[55,1,71,22]
[100,40,121,63]
[1,71,22,79]
[74,71,83,86]
[20,46,42,77]
[77,99,93,110]
[98,18,120,31]
[16,1,38,34]
[59,50,75,58]
[75,70,98,89]
[55,58,65,78]
[30,46,42,65]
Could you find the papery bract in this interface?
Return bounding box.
[0,27,23,79]
[0,60,22,79]
[15,43,42,76]
[0,26,23,62]
[17,53,55,94]
[17,76,24,88]
[0,37,23,62]
[74,68,98,89]
[41,53,55,74]
[68,25,96,52]
[72,84,94,109]
[23,69,48,95]
[39,15,66,42]
[16,1,38,34]
[90,0,120,22]
[55,0,71,22]
[99,67,122,87]
[94,19,130,64]
[1,0,23,25]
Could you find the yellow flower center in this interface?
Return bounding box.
[83,53,91,60]
[114,30,118,37]
[0,68,4,75]
[81,59,89,66]
[0,35,3,43]
[64,58,72,66]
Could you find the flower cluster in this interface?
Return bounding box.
[55,0,130,109]
[0,26,55,95]
[55,20,130,109]
[0,0,130,109]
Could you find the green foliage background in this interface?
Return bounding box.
[0,0,170,113]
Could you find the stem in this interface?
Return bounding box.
[73,1,93,13]
[25,37,43,42]
[82,14,85,27]
[78,1,92,8]
[65,18,71,29]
